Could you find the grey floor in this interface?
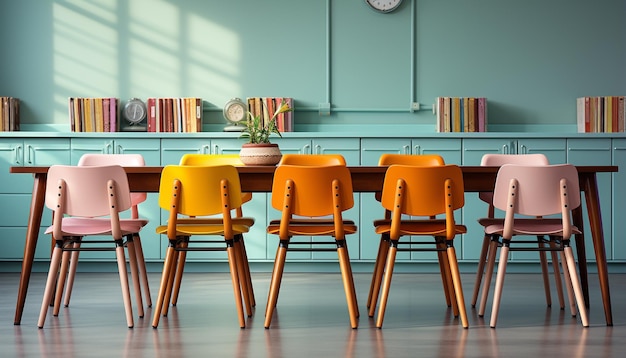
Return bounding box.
[0,270,624,357]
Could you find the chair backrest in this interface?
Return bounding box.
[180,153,245,166]
[479,153,549,204]
[179,153,252,206]
[492,164,580,217]
[278,154,346,166]
[45,165,132,217]
[381,164,465,217]
[77,153,147,209]
[271,165,354,217]
[158,165,243,217]
[378,153,445,166]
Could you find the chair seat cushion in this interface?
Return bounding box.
[45,217,146,236]
[267,220,357,236]
[484,218,582,236]
[374,219,466,237]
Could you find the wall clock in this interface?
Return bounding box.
[223,97,248,132]
[121,98,147,131]
[365,0,403,13]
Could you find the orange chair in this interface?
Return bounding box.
[265,163,359,328]
[371,164,468,328]
[474,154,566,316]
[278,153,347,166]
[38,165,147,328]
[159,154,255,312]
[151,165,253,328]
[366,154,448,312]
[481,164,588,327]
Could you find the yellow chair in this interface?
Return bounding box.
[151,165,253,328]
[371,164,468,328]
[367,154,447,312]
[159,154,255,311]
[265,162,359,328]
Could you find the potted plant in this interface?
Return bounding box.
[239,99,293,165]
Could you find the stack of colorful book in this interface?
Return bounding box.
[1,97,20,131]
[68,97,118,132]
[435,97,487,133]
[577,96,625,133]
[247,97,294,132]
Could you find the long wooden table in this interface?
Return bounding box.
[10,165,617,326]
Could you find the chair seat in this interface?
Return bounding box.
[485,218,582,236]
[156,223,251,236]
[267,220,357,236]
[374,219,467,237]
[45,217,146,237]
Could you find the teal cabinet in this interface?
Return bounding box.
[567,138,612,261]
[461,138,567,262]
[612,139,626,260]
[0,138,70,260]
[359,138,463,261]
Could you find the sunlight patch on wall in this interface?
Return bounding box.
[52,1,120,122]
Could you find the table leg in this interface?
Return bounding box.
[582,173,613,326]
[14,174,46,325]
[572,206,589,308]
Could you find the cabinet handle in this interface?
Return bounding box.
[210,145,217,154]
[117,145,124,154]
[15,144,23,165]
[403,145,410,155]
[105,142,113,154]
[303,144,310,154]
[413,145,421,154]
[520,144,527,154]
[314,144,321,154]
[26,145,34,164]
[502,144,509,154]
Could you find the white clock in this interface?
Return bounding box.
[223,97,248,132]
[365,0,403,13]
[121,98,147,131]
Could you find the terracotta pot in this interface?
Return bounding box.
[239,143,282,166]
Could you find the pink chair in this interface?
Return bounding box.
[38,165,147,328]
[482,164,588,327]
[473,154,567,314]
[70,154,151,309]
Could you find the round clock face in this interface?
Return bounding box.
[365,0,403,13]
[223,98,247,124]
[123,98,147,124]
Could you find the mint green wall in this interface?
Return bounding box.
[1,0,624,132]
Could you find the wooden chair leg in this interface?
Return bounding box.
[234,238,253,317]
[38,243,63,328]
[114,241,134,328]
[560,250,577,317]
[479,238,499,317]
[376,240,398,328]
[226,240,246,329]
[170,238,188,307]
[133,234,152,308]
[437,240,455,311]
[53,249,71,316]
[264,241,288,328]
[152,244,178,328]
[489,242,510,328]
[564,246,589,327]
[126,236,144,318]
[337,241,359,328]
[368,236,389,317]
[367,236,389,310]
[62,241,81,308]
[537,237,553,307]
[471,234,491,307]
[447,245,468,328]
[343,242,359,319]
[549,241,566,310]
[239,237,256,307]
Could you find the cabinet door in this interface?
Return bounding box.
[612,139,626,260]
[160,139,212,165]
[113,138,161,165]
[0,138,70,260]
[567,138,612,261]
